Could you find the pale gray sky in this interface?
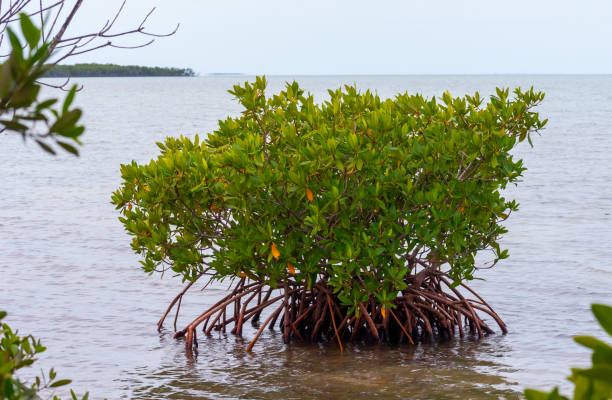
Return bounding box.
[65,0,612,74]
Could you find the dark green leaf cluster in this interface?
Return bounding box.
[0,311,88,400]
[0,14,84,155]
[44,63,196,78]
[112,76,546,314]
[525,304,612,400]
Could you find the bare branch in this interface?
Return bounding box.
[45,0,64,40]
[0,0,178,67]
[50,0,82,49]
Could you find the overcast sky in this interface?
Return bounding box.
[63,0,612,75]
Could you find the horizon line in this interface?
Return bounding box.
[203,72,612,76]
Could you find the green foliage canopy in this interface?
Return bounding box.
[44,63,195,78]
[112,77,546,314]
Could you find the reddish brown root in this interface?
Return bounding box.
[161,272,506,353]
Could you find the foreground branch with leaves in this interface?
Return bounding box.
[525,304,612,400]
[113,77,546,352]
[0,0,176,154]
[0,13,83,155]
[0,311,88,400]
[0,0,177,87]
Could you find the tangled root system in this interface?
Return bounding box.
[163,271,506,353]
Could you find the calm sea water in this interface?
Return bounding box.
[1,75,611,399]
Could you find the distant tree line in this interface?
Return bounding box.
[45,63,196,78]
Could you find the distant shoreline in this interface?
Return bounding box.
[44,63,196,78]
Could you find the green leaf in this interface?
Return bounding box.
[50,109,82,133]
[6,28,23,61]
[574,365,612,381]
[20,13,41,49]
[35,139,56,155]
[0,61,15,96]
[574,335,610,350]
[22,338,31,353]
[1,119,28,132]
[58,125,85,139]
[10,84,40,107]
[524,388,568,400]
[49,379,72,388]
[30,42,50,64]
[4,379,15,397]
[57,141,79,156]
[36,98,58,111]
[592,304,612,337]
[63,85,77,113]
[571,374,593,400]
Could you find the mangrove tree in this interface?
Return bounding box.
[112,76,546,352]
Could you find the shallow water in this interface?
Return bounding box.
[1,75,611,399]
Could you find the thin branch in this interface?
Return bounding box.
[50,0,82,49]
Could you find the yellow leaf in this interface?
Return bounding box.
[287,263,295,275]
[381,307,386,320]
[271,243,280,260]
[143,185,150,192]
[347,167,355,174]
[306,188,314,202]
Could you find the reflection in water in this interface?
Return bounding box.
[122,327,519,399]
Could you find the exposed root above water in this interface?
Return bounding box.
[161,271,507,353]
